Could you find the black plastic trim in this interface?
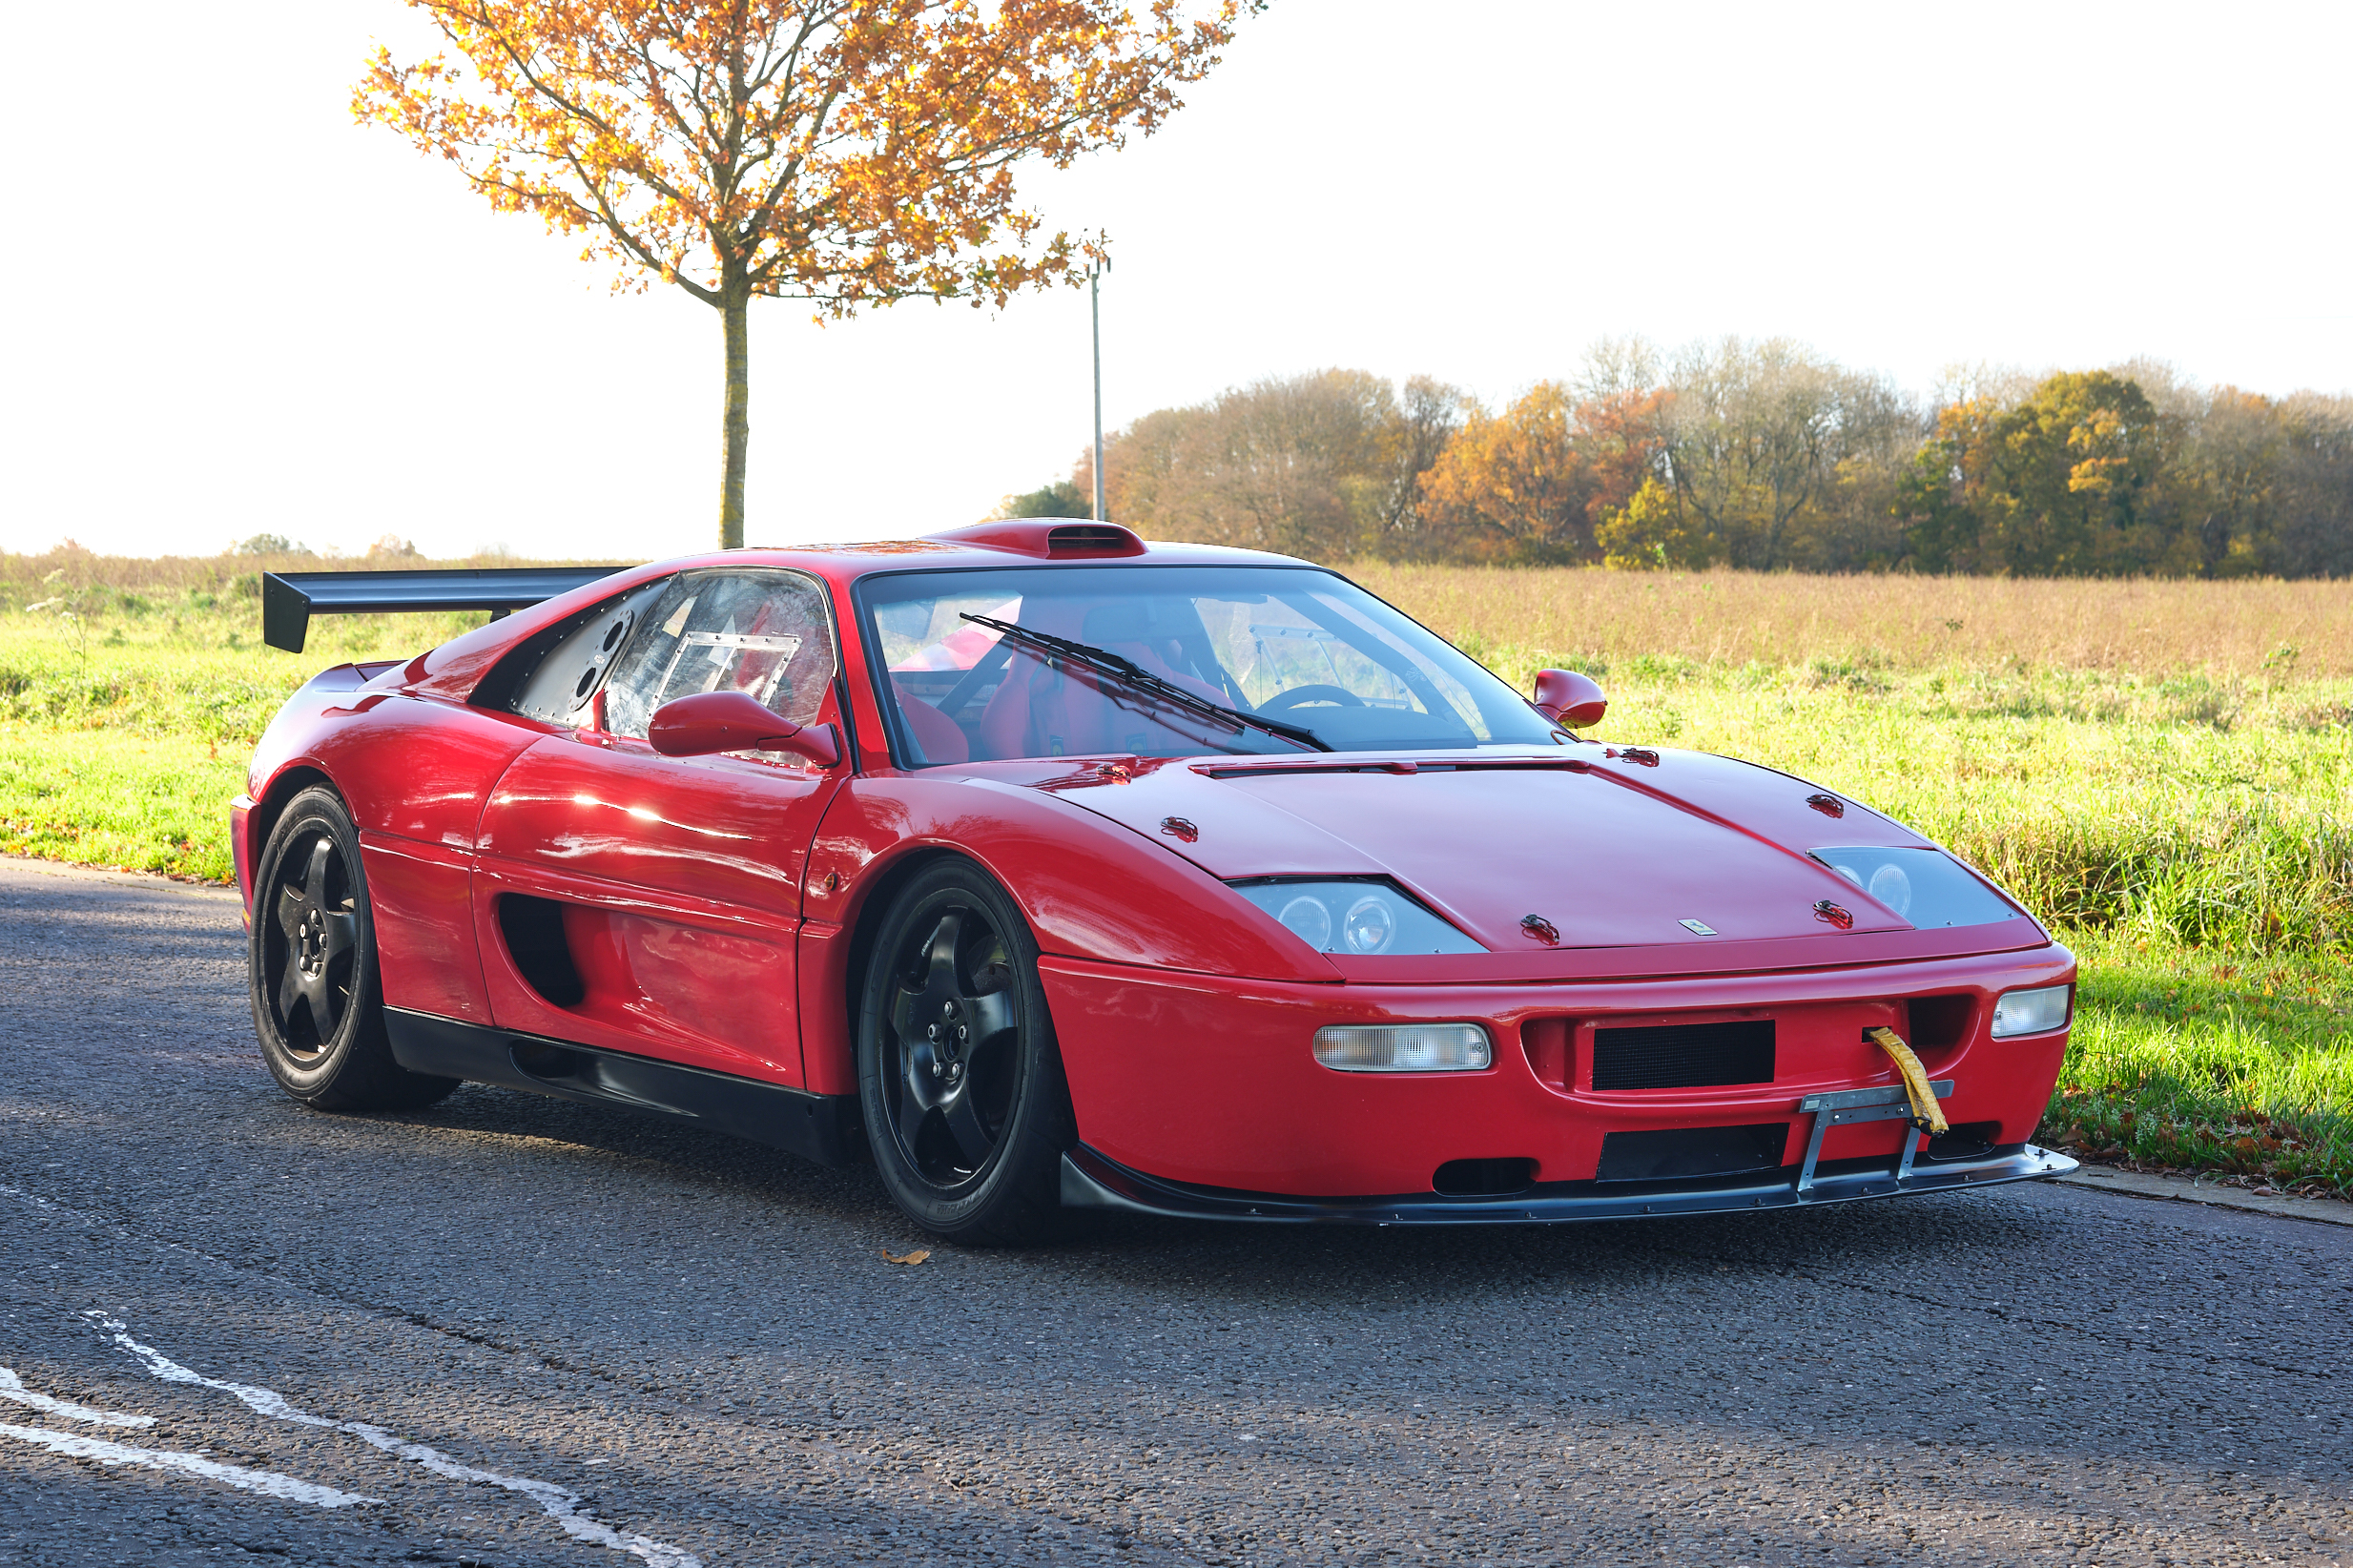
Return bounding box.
[1058,1141,2077,1226]
[262,567,619,653]
[384,1008,863,1166]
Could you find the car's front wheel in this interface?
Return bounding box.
[249,786,458,1112]
[857,859,1076,1245]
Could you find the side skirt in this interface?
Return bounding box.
[385,1008,864,1168]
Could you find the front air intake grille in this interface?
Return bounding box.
[1591,1019,1775,1090]
[1596,1124,1790,1183]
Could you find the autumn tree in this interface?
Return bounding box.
[1035,342,2353,577]
[1647,338,1914,570]
[2168,386,2286,576]
[1414,384,1663,563]
[1372,375,1476,547]
[997,478,1089,519]
[2272,393,2353,577]
[1078,368,1458,560]
[359,1,1256,547]
[1904,371,2168,574]
[1595,477,1710,569]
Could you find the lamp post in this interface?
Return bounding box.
[1090,258,1107,522]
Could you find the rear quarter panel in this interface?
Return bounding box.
[246,671,551,1024]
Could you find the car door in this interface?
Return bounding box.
[473,567,848,1087]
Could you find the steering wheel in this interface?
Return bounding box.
[1260,684,1365,712]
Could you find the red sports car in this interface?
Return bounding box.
[237,522,2077,1243]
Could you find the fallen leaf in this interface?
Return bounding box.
[883,1249,930,1266]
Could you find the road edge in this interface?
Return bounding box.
[2056,1164,2353,1228]
[0,851,240,900]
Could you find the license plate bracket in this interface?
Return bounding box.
[1793,1079,1954,1197]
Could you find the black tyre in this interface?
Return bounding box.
[248,786,458,1112]
[857,859,1077,1245]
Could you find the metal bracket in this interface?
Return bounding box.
[1794,1079,1953,1197]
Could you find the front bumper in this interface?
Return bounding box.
[1062,1138,2079,1226]
[1043,945,2078,1198]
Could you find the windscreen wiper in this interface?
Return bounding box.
[959,613,1330,753]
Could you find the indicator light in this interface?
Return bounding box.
[1311,1023,1494,1073]
[1992,984,2072,1038]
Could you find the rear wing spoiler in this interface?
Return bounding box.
[261,567,621,653]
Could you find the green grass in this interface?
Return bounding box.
[3,586,2348,1195]
[0,728,249,881]
[2048,932,2351,1195]
[0,597,487,879]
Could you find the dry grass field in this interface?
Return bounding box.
[1353,564,2349,676]
[4,547,2348,1193]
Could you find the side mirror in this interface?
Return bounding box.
[648,691,841,767]
[1531,669,1608,729]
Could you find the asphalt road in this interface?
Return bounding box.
[1,855,2347,1568]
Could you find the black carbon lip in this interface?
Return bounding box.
[1058,1142,2078,1226]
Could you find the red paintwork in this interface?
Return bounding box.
[1531,668,1607,728]
[648,690,840,767]
[230,795,257,926]
[239,537,2076,1202]
[925,519,1148,557]
[362,833,491,1024]
[1041,945,2073,1194]
[474,730,842,1084]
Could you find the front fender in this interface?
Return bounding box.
[792,772,1339,1096]
[806,774,1339,983]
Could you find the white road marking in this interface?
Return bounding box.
[0,1367,155,1427]
[89,1312,701,1568]
[0,1421,379,1507]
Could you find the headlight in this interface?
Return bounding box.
[1810,846,2021,928]
[1312,1023,1494,1072]
[1275,892,1332,950]
[1991,983,2072,1038]
[1228,879,1484,955]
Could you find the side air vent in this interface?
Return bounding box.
[1591,1019,1775,1090]
[497,895,585,1006]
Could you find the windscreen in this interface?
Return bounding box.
[859,565,1562,765]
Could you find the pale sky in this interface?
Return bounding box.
[4,1,2346,561]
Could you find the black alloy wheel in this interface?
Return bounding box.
[267,830,358,1055]
[857,859,1076,1245]
[248,786,458,1112]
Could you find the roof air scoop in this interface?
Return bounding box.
[925,520,1148,558]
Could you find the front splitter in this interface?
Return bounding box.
[1059,1142,2079,1226]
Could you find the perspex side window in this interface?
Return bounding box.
[602,570,838,740]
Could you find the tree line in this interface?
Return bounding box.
[1002,339,2353,576]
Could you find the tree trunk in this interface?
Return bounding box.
[719,289,750,549]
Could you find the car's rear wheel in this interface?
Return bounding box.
[857,859,1076,1245]
[249,786,458,1112]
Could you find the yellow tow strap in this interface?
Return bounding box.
[1867,1026,1949,1136]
